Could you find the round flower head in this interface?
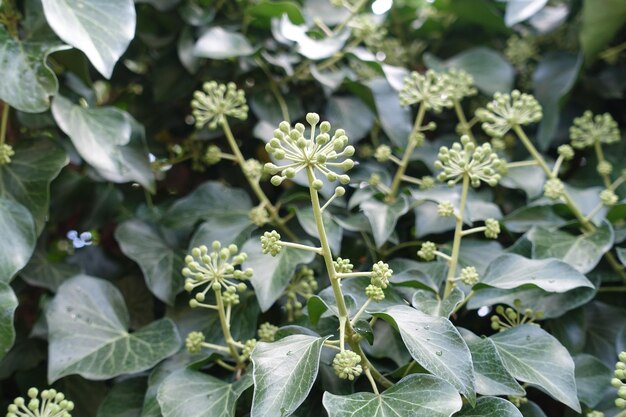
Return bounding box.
[570,111,620,149]
[543,178,564,200]
[203,145,222,166]
[334,257,353,273]
[285,266,318,319]
[476,90,542,138]
[484,218,500,239]
[437,201,455,217]
[598,161,613,176]
[418,241,437,261]
[222,286,240,305]
[505,35,538,68]
[191,81,248,130]
[333,350,362,380]
[399,70,454,112]
[349,15,387,49]
[435,135,503,187]
[444,69,477,101]
[182,241,252,301]
[0,143,15,165]
[557,144,575,161]
[243,158,263,180]
[365,284,385,301]
[368,173,381,187]
[240,339,257,361]
[6,388,74,417]
[374,144,392,162]
[460,266,479,286]
[264,113,355,187]
[420,175,435,190]
[261,230,282,256]
[600,189,618,206]
[249,205,270,227]
[371,261,392,289]
[185,331,205,353]
[258,322,279,342]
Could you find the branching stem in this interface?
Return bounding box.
[443,174,469,298]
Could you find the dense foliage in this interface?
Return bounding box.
[1,0,626,416]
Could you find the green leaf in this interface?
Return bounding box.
[158,369,252,417]
[361,195,409,247]
[51,96,155,191]
[573,353,612,408]
[41,0,136,78]
[490,325,581,412]
[0,198,37,283]
[190,214,254,251]
[194,27,254,59]
[442,47,514,95]
[460,329,525,397]
[0,139,69,232]
[115,220,185,305]
[580,0,626,61]
[411,287,464,318]
[527,222,614,274]
[19,247,80,291]
[322,374,462,417]
[326,95,375,143]
[46,275,181,381]
[251,334,326,417]
[477,253,594,293]
[618,247,626,267]
[0,282,18,361]
[532,52,582,149]
[97,377,147,417]
[504,205,566,233]
[504,0,548,26]
[0,28,68,113]
[388,258,443,293]
[500,165,545,199]
[163,181,252,229]
[375,305,476,403]
[519,401,547,417]
[296,207,342,254]
[246,1,305,26]
[366,78,412,147]
[455,396,523,417]
[242,237,315,312]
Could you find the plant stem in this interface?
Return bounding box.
[597,286,626,292]
[364,368,380,395]
[387,103,426,201]
[202,342,232,353]
[461,226,486,237]
[506,160,539,169]
[280,241,323,254]
[214,288,241,364]
[306,166,392,388]
[350,298,372,326]
[450,290,475,316]
[0,103,9,146]
[337,271,372,279]
[594,141,612,188]
[256,58,290,122]
[333,0,368,34]
[453,100,475,143]
[443,174,469,298]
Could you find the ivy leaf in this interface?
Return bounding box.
[366,78,412,147]
[500,165,545,199]
[460,329,525,397]
[51,96,155,191]
[19,247,81,291]
[190,214,254,251]
[296,207,342,254]
[97,377,147,417]
[375,305,476,404]
[442,47,514,95]
[455,396,523,417]
[504,205,566,233]
[41,0,136,78]
[326,95,375,143]
[411,287,464,318]
[194,27,254,59]
[115,220,185,305]
[0,198,37,284]
[0,139,69,232]
[361,195,409,248]
[573,353,612,408]
[0,282,18,361]
[579,0,626,61]
[242,237,315,312]
[388,258,443,293]
[527,222,614,274]
[504,0,548,26]
[490,325,581,412]
[477,253,594,293]
[0,28,69,113]
[158,369,252,417]
[46,275,181,382]
[322,374,462,417]
[251,334,326,417]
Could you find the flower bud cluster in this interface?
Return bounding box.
[249,205,271,227]
[600,189,618,206]
[203,144,222,166]
[586,411,604,417]
[243,158,263,180]
[484,218,501,239]
[258,322,279,342]
[0,143,14,165]
[332,350,362,380]
[557,144,575,161]
[443,69,477,101]
[370,261,392,289]
[365,284,385,301]
[285,267,318,320]
[570,111,620,149]
[191,81,248,129]
[459,266,479,286]
[437,201,455,217]
[476,90,542,138]
[399,70,454,112]
[597,161,613,176]
[613,351,626,408]
[261,230,282,256]
[374,144,392,162]
[435,136,502,187]
[418,241,437,261]
[185,331,205,353]
[505,35,538,68]
[350,15,387,49]
[264,113,355,188]
[543,178,564,200]
[420,176,435,190]
[240,339,257,361]
[6,388,74,417]
[183,241,252,304]
[490,300,543,332]
[334,257,354,273]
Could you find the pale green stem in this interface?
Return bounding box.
[444,174,469,298]
[214,288,242,364]
[597,286,626,292]
[506,160,539,169]
[364,367,380,395]
[201,341,232,354]
[389,155,402,166]
[461,226,486,237]
[450,290,475,316]
[280,241,323,254]
[216,359,237,372]
[594,141,612,188]
[306,166,393,388]
[584,202,604,223]
[388,103,426,201]
[434,251,452,261]
[0,104,9,146]
[337,271,372,279]
[317,37,363,72]
[551,155,565,178]
[615,410,626,417]
[350,298,372,327]
[400,175,424,186]
[219,152,238,162]
[453,100,476,143]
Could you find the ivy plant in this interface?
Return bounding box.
[1,0,626,417]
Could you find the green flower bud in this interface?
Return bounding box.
[0,143,15,165]
[312,179,324,190]
[365,284,385,301]
[597,160,613,176]
[191,81,248,130]
[436,136,502,187]
[240,338,257,361]
[243,158,263,180]
[185,331,205,353]
[203,145,222,166]
[420,176,435,190]
[418,241,437,261]
[332,350,362,380]
[508,395,528,408]
[570,111,620,149]
[484,218,500,239]
[543,178,564,200]
[620,352,626,362]
[371,261,392,289]
[399,70,454,112]
[617,398,626,408]
[258,322,279,342]
[557,144,574,161]
[249,205,271,227]
[443,68,477,101]
[368,173,381,187]
[349,15,387,50]
[9,388,74,417]
[261,230,282,256]
[335,186,346,197]
[334,257,353,273]
[476,90,542,138]
[437,201,455,217]
[222,290,240,305]
[460,266,479,286]
[600,189,618,206]
[374,145,392,162]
